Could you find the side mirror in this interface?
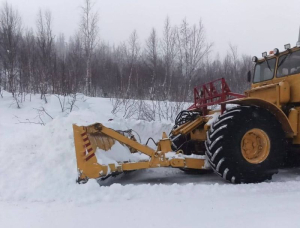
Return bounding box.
[247,71,252,83]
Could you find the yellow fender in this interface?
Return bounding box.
[225,98,295,137]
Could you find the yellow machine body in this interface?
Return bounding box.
[73,45,300,183]
[226,46,300,143]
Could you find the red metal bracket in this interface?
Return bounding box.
[188,78,245,114]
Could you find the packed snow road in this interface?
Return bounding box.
[2,168,300,228]
[1,91,300,228]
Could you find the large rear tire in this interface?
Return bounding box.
[205,106,285,183]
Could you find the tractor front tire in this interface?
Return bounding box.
[205,106,285,184]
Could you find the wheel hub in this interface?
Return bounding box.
[241,128,270,164]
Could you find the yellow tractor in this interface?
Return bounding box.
[73,42,300,184]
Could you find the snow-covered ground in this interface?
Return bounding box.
[1,91,300,228]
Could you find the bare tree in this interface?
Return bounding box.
[112,43,127,96]
[161,17,177,99]
[67,33,85,94]
[19,29,37,96]
[144,28,159,99]
[125,30,140,97]
[80,0,99,96]
[0,2,21,96]
[0,5,253,111]
[177,19,212,100]
[36,9,54,101]
[56,33,67,61]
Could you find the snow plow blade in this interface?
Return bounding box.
[73,122,208,184]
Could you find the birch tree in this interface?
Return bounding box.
[80,0,99,96]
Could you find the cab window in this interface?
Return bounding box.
[277,50,300,77]
[253,58,276,83]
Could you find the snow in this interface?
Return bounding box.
[206,112,220,126]
[1,91,300,228]
[95,142,149,165]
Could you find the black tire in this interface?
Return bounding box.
[205,106,286,184]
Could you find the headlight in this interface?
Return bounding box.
[284,43,291,50]
[273,48,279,55]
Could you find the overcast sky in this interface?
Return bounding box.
[4,0,300,58]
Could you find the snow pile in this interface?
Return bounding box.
[0,91,173,202]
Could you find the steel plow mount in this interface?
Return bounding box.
[73,119,211,184]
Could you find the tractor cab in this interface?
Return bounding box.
[251,43,300,88]
[245,43,300,108]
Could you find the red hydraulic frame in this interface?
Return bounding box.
[188,78,245,115]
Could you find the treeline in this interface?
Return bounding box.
[0,0,252,103]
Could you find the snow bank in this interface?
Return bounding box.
[0,91,173,202]
[1,90,300,213]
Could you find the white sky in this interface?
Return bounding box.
[4,0,300,58]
